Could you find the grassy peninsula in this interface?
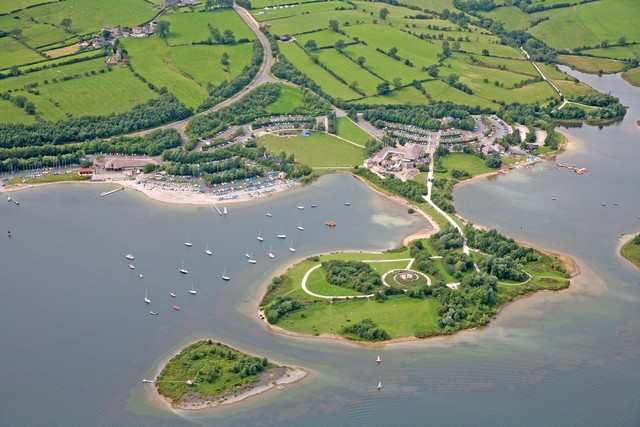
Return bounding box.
[260,227,572,342]
[621,234,640,268]
[155,340,305,409]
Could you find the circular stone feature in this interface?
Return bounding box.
[381,269,431,289]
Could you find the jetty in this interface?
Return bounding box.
[534,157,588,175]
[100,187,124,197]
[212,204,223,215]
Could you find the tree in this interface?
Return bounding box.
[328,20,339,32]
[356,56,366,66]
[24,102,36,115]
[349,81,359,91]
[388,47,398,59]
[600,39,609,48]
[156,21,170,41]
[223,29,235,44]
[60,18,72,31]
[221,52,229,66]
[393,77,402,89]
[452,41,460,51]
[334,39,346,52]
[304,39,318,51]
[426,64,439,77]
[442,40,451,58]
[618,36,627,46]
[379,7,389,19]
[9,28,23,39]
[484,153,502,169]
[377,81,391,95]
[481,48,489,56]
[9,65,20,77]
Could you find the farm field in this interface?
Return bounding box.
[422,80,498,109]
[0,0,49,14]
[354,86,428,106]
[557,55,625,74]
[400,0,455,13]
[261,9,372,35]
[341,43,423,83]
[15,0,156,35]
[552,79,601,100]
[343,25,440,70]
[258,131,366,168]
[295,31,346,49]
[528,0,640,50]
[254,1,349,22]
[581,45,640,61]
[279,41,361,100]
[622,67,640,87]
[0,99,37,124]
[481,6,532,31]
[315,47,384,96]
[250,0,319,8]
[0,38,45,70]
[265,85,305,114]
[435,153,492,180]
[336,117,372,145]
[165,9,254,46]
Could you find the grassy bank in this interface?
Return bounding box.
[621,235,640,268]
[156,340,276,404]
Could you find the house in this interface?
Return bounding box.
[95,158,157,172]
[77,41,89,48]
[91,38,104,49]
[78,168,93,176]
[277,171,288,180]
[105,57,118,66]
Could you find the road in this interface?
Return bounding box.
[127,6,276,142]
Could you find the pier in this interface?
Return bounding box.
[212,204,223,215]
[100,187,124,197]
[535,158,588,175]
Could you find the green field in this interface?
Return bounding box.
[0,38,44,70]
[529,0,640,50]
[481,6,533,31]
[261,9,372,35]
[156,340,278,403]
[343,25,440,70]
[355,86,429,106]
[295,30,347,49]
[435,153,492,179]
[582,45,640,60]
[422,79,498,110]
[0,0,50,14]
[558,55,625,74]
[0,99,38,124]
[279,41,361,100]
[622,67,640,87]
[258,131,366,168]
[16,0,155,35]
[165,9,255,46]
[315,47,383,96]
[265,84,305,114]
[250,0,320,8]
[620,235,640,268]
[254,1,349,22]
[553,79,601,100]
[341,42,423,83]
[336,117,372,145]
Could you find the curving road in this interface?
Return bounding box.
[127,6,276,141]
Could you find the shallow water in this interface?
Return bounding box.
[1,70,640,426]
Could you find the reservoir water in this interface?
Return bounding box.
[1,69,639,426]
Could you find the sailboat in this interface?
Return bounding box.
[297,202,304,210]
[268,246,275,259]
[149,311,158,316]
[129,264,135,269]
[170,285,177,298]
[376,355,382,364]
[205,244,212,255]
[144,287,151,304]
[257,230,264,242]
[311,199,318,208]
[184,235,192,247]
[125,254,135,260]
[245,248,251,258]
[223,206,228,215]
[221,268,230,281]
[297,220,304,231]
[266,208,272,217]
[139,274,144,279]
[179,261,188,274]
[277,227,286,239]
[289,239,296,252]
[248,253,257,264]
[377,381,382,390]
[344,199,351,206]
[189,282,197,295]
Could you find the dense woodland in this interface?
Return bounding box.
[322,260,383,293]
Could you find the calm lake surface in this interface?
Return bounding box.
[1,69,639,426]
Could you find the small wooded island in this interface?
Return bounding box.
[621,234,640,268]
[155,340,306,409]
[260,227,574,342]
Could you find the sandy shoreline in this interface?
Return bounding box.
[148,338,308,412]
[0,177,302,206]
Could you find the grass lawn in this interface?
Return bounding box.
[279,41,361,100]
[0,99,38,124]
[435,153,492,179]
[156,340,276,402]
[4,172,90,184]
[341,42,423,83]
[0,38,45,70]
[16,0,156,35]
[165,9,255,46]
[258,131,366,168]
[336,117,373,145]
[124,36,209,109]
[25,67,158,121]
[354,86,429,106]
[316,47,384,96]
[421,79,499,110]
[529,0,640,50]
[266,84,304,114]
[343,24,440,70]
[622,67,640,87]
[620,236,640,268]
[557,55,625,74]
